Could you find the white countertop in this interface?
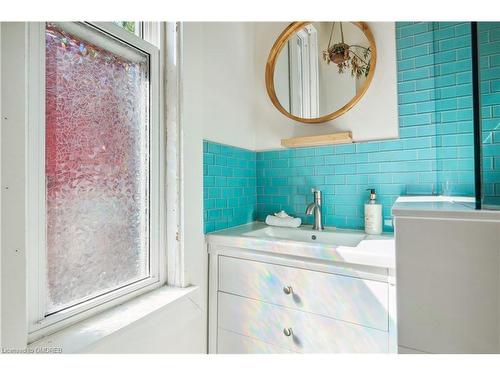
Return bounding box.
[392,196,500,221]
[206,222,395,270]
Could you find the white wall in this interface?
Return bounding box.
[0,22,3,349]
[179,21,208,353]
[196,22,398,151]
[253,22,398,150]
[193,22,257,150]
[1,22,29,349]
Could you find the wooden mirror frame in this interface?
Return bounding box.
[265,21,377,124]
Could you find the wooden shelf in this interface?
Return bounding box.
[281,131,353,148]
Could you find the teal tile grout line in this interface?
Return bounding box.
[204,22,477,234]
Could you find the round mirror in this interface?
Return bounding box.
[266,22,376,123]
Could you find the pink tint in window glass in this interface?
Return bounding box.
[45,23,150,313]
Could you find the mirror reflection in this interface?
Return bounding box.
[274,22,373,120]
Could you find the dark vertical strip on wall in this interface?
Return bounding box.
[471,22,483,209]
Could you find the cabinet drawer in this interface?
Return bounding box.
[218,292,388,353]
[218,256,389,331]
[218,328,292,354]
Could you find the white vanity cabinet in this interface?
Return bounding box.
[207,223,397,354]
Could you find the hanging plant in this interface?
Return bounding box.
[322,22,371,79]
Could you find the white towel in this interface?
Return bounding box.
[265,215,302,228]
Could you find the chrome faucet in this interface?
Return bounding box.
[305,188,324,231]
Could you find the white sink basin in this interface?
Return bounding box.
[242,226,366,247]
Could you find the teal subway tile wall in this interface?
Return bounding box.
[479,22,500,207]
[256,22,474,231]
[203,141,257,233]
[204,22,477,234]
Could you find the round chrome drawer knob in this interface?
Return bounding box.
[283,327,293,337]
[283,286,293,295]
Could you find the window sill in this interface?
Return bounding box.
[28,285,198,353]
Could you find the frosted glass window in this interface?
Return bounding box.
[45,23,150,313]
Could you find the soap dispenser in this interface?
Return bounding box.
[364,188,382,235]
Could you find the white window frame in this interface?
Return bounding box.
[288,25,319,118]
[26,21,166,342]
